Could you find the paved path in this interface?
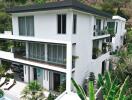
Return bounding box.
[1,81,26,100]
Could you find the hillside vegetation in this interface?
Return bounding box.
[0,0,132,33]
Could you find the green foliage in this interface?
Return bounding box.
[71,78,87,100]
[100,3,115,14]
[98,72,129,100]
[46,93,56,100]
[0,65,5,77]
[34,0,46,4]
[72,71,130,100]
[89,81,95,100]
[21,81,45,100]
[116,8,130,20]
[0,89,4,98]
[58,81,66,93]
[0,40,14,52]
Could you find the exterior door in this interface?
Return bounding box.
[53,73,60,91]
[37,68,43,86]
[33,68,37,80]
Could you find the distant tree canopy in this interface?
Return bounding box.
[0,0,130,33]
[100,0,131,19]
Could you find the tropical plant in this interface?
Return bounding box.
[98,72,130,100]
[72,71,130,100]
[0,89,4,98]
[21,81,45,100]
[92,48,101,59]
[71,78,95,100]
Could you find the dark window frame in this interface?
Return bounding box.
[57,14,67,34]
[73,14,77,34]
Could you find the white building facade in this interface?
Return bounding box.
[112,16,126,51]
[0,0,125,96]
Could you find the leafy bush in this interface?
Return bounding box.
[46,93,56,100]
[0,89,4,98]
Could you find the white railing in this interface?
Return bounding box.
[55,91,67,100]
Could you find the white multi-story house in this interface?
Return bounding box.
[112,16,126,51]
[0,0,121,96]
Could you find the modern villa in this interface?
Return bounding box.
[0,0,126,99]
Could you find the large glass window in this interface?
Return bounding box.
[48,44,66,64]
[18,16,34,36]
[96,19,101,32]
[57,14,66,34]
[28,42,45,61]
[107,22,115,34]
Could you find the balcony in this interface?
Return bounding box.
[0,50,66,73]
[0,34,69,44]
[93,28,110,40]
[12,42,67,69]
[92,43,109,59]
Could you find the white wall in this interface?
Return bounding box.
[71,12,93,85]
[112,17,126,51]
[71,11,111,86]
[43,69,50,90]
[12,9,73,42]
[12,9,112,90]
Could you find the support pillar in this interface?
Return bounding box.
[66,43,72,93]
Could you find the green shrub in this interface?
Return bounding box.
[0,89,4,98]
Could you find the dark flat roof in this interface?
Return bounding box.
[6,0,112,18]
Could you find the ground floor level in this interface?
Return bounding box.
[0,60,66,92]
[13,63,66,92]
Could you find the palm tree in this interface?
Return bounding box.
[21,81,45,100]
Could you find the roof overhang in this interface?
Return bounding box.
[6,0,112,18]
[112,16,126,22]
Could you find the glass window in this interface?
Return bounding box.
[47,44,66,64]
[96,19,101,31]
[57,14,66,34]
[18,16,34,36]
[26,16,34,36]
[28,42,45,61]
[18,17,26,36]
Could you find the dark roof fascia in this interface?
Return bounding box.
[6,0,112,18]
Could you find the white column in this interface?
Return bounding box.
[106,60,110,71]
[45,43,48,61]
[66,43,72,93]
[30,67,34,81]
[26,41,29,58]
[24,65,29,83]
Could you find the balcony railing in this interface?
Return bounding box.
[13,48,66,68]
[94,29,108,36]
[93,26,115,37]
